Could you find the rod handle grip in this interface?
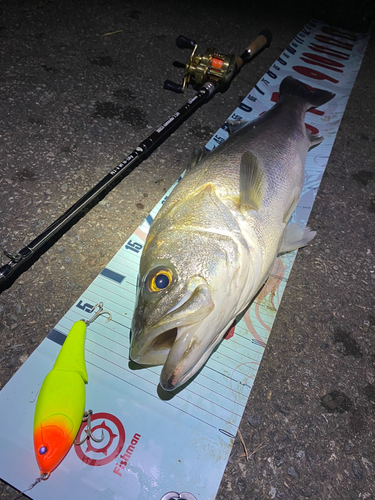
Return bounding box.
[236,29,272,69]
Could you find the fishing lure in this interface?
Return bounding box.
[33,303,111,480]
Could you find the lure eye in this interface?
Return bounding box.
[38,446,48,455]
[148,268,173,292]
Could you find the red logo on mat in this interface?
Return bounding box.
[74,412,126,467]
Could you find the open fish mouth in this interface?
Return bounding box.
[131,322,219,391]
[130,322,204,391]
[148,328,178,355]
[131,323,181,366]
[130,276,215,389]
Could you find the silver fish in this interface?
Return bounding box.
[130,76,335,391]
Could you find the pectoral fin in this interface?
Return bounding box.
[240,151,264,211]
[279,223,316,253]
[283,188,301,224]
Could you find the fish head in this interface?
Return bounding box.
[130,201,250,391]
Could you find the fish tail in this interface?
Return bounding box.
[280,76,335,108]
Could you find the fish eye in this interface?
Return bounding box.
[155,273,170,289]
[148,268,173,292]
[38,446,48,455]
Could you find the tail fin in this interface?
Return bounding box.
[280,76,335,108]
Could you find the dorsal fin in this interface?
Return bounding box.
[227,119,251,135]
[280,76,335,108]
[240,151,264,211]
[188,147,208,170]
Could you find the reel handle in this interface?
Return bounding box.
[164,79,184,93]
[176,35,196,50]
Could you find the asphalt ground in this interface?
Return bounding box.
[0,0,374,499]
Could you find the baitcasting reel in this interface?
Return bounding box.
[164,35,237,93]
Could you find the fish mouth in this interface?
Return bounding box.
[149,328,178,353]
[130,276,215,389]
[159,328,222,391]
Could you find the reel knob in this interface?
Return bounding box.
[163,79,184,93]
[176,35,196,50]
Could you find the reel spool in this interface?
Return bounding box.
[164,35,236,93]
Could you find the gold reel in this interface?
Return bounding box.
[164,36,236,93]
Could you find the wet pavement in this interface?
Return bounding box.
[0,0,374,499]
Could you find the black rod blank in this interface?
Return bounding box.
[0,30,271,292]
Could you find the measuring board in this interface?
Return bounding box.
[0,19,369,500]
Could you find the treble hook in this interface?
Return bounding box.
[72,305,110,446]
[84,302,112,325]
[75,410,104,445]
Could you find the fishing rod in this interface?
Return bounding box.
[0,30,271,293]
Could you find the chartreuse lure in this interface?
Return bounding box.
[32,303,111,481]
